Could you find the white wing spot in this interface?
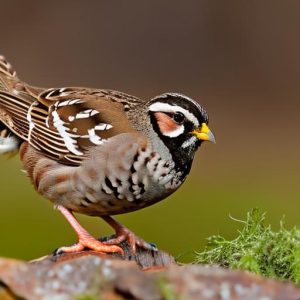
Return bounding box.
[69,99,85,105]
[88,128,103,145]
[27,101,38,141]
[57,99,85,107]
[52,110,83,155]
[68,109,99,122]
[75,112,90,119]
[94,123,113,130]
[91,110,99,116]
[45,116,50,128]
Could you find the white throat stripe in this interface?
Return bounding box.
[182,136,197,148]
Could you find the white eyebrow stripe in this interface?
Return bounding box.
[148,102,199,127]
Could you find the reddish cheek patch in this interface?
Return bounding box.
[154,112,180,135]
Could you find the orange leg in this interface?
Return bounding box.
[101,215,157,255]
[56,205,123,255]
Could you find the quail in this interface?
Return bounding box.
[0,55,215,255]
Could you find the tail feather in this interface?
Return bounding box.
[0,55,31,153]
[0,55,18,91]
[0,55,17,77]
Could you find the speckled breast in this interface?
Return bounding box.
[65,133,182,216]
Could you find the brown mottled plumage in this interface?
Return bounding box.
[0,55,215,255]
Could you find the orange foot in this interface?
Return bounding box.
[55,206,123,255]
[101,216,158,255]
[56,233,123,255]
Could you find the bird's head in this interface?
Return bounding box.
[147,93,215,176]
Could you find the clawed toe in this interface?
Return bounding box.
[55,237,124,256]
[102,229,157,254]
[55,207,155,257]
[55,206,124,256]
[101,215,158,255]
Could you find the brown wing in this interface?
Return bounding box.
[0,55,142,164]
[0,86,138,166]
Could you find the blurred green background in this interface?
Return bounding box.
[0,1,299,262]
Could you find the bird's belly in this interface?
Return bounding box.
[54,138,184,215]
[63,173,179,216]
[33,135,184,216]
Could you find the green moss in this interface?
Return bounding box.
[75,295,98,300]
[157,277,183,300]
[196,208,300,283]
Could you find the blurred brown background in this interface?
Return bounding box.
[0,0,299,261]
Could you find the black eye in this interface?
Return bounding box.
[173,112,185,124]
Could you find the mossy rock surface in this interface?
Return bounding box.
[196,208,300,283]
[0,244,300,299]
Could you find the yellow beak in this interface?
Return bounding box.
[192,123,216,143]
